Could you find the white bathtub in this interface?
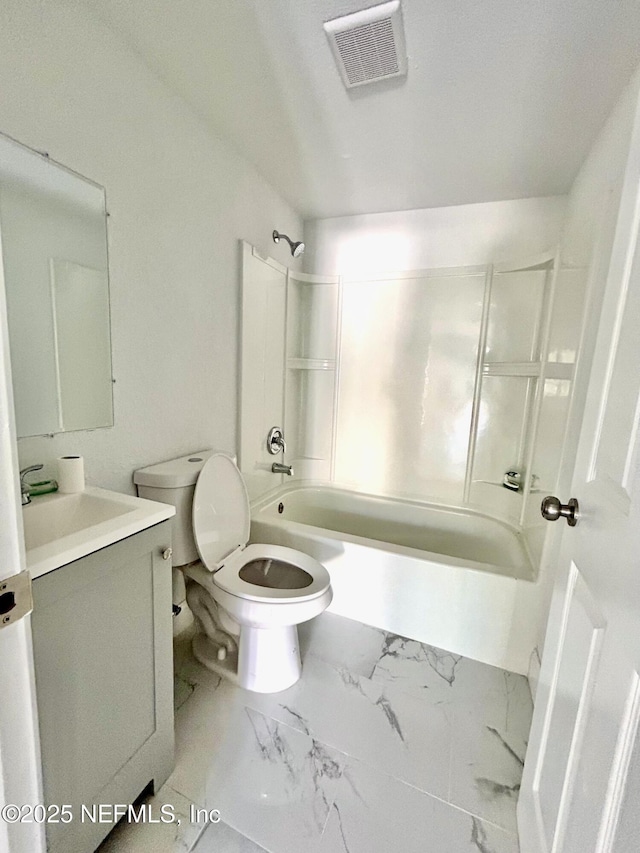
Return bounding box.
[250,484,540,674]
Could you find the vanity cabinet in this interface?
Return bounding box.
[31,521,174,853]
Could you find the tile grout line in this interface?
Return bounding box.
[320,748,520,840]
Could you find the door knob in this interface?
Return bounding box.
[541,496,579,527]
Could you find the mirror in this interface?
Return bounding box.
[0,133,113,438]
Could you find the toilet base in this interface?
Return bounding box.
[238,624,302,693]
[191,624,302,694]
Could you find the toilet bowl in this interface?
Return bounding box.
[134,451,332,693]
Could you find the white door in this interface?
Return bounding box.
[518,84,640,852]
[0,216,45,852]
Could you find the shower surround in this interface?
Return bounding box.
[240,223,583,674]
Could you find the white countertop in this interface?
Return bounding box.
[24,486,175,580]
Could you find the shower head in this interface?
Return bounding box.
[273,230,305,258]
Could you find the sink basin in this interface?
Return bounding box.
[22,487,175,579]
[23,492,135,551]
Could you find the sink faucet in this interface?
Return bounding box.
[271,462,293,476]
[20,464,43,506]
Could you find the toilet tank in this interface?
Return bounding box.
[134,451,214,567]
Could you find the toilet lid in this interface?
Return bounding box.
[192,453,250,570]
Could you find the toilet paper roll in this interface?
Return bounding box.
[57,455,85,493]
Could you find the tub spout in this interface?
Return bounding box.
[272,462,293,476]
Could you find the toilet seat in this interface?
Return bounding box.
[193,454,331,605]
[215,542,331,603]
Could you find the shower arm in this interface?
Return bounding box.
[272,230,304,258]
[273,230,294,252]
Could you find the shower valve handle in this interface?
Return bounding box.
[267,426,286,455]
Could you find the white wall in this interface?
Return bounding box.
[304,196,567,276]
[0,0,302,493]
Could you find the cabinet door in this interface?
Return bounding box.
[31,522,173,852]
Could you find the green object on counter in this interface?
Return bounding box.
[28,479,58,496]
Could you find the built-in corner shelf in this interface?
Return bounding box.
[287,357,336,370]
[483,361,541,377]
[482,361,574,379]
[472,478,551,495]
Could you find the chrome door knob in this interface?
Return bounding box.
[541,496,579,527]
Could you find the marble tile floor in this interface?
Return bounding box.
[99,612,532,853]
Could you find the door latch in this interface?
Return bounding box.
[0,571,33,629]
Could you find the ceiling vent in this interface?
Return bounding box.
[324,1,407,90]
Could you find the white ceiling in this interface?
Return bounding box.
[81,0,640,220]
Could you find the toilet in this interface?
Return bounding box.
[134,451,332,693]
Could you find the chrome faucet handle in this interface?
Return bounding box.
[267,427,287,455]
[503,470,521,492]
[20,464,43,506]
